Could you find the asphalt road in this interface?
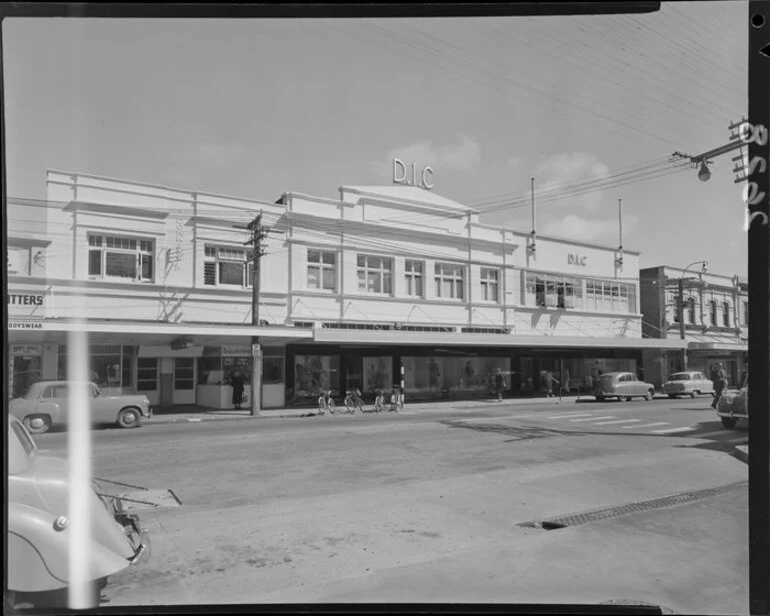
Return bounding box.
[33,395,749,612]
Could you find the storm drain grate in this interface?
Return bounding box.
[518,481,747,530]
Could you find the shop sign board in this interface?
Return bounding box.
[12,344,42,356]
[567,254,588,267]
[9,320,46,330]
[223,345,251,357]
[7,291,45,318]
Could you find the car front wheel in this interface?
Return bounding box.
[23,414,52,435]
[117,407,142,429]
[644,390,654,401]
[690,391,700,398]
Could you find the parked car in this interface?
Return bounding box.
[8,380,153,434]
[662,371,715,399]
[593,372,656,401]
[6,414,150,609]
[717,373,749,430]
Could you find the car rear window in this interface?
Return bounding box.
[669,374,691,381]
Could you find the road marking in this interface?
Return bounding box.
[592,419,642,426]
[622,422,669,429]
[544,413,594,419]
[570,416,615,422]
[651,427,695,434]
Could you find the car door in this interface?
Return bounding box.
[47,384,70,424]
[628,374,643,396]
[615,374,629,397]
[699,373,713,394]
[89,383,113,424]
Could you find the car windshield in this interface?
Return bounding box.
[11,419,37,456]
[669,374,691,381]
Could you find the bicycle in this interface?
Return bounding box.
[388,387,401,412]
[317,389,336,415]
[373,389,385,413]
[344,389,365,414]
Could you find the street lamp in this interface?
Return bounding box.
[678,260,709,370]
[697,161,712,182]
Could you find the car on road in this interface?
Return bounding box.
[717,373,749,430]
[8,380,153,435]
[7,414,150,609]
[593,372,656,402]
[662,371,715,399]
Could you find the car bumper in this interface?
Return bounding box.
[112,500,151,565]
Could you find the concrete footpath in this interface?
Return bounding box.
[147,395,749,464]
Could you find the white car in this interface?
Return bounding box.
[9,380,153,434]
[662,371,715,399]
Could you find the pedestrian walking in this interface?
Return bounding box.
[544,371,560,398]
[561,369,571,394]
[494,368,506,402]
[230,370,245,410]
[710,362,727,409]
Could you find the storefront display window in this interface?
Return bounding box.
[403,356,509,395]
[294,355,339,395]
[58,344,135,392]
[363,357,393,392]
[223,357,252,385]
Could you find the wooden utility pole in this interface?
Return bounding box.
[246,211,264,416]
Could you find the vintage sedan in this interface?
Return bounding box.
[662,371,715,398]
[593,372,656,401]
[9,380,153,434]
[7,414,150,608]
[717,385,749,430]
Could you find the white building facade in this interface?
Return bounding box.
[6,169,685,408]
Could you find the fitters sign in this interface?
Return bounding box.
[7,292,45,319]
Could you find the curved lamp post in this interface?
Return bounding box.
[678,260,709,370]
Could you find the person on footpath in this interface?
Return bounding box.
[230,370,245,410]
[544,370,560,398]
[494,368,506,403]
[710,362,727,409]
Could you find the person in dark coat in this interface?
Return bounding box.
[231,370,245,409]
[710,362,727,409]
[494,368,506,403]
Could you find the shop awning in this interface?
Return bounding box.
[10,318,314,346]
[313,329,689,350]
[688,341,748,353]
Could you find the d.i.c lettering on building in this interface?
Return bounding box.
[393,158,434,190]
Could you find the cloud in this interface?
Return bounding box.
[186,142,246,168]
[541,213,639,243]
[372,133,481,176]
[532,152,611,212]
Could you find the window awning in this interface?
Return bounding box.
[688,341,748,353]
[313,328,689,350]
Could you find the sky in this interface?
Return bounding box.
[3,2,749,277]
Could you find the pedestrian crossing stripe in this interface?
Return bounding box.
[544,413,594,419]
[622,422,669,429]
[570,416,615,422]
[692,430,731,439]
[592,419,642,425]
[651,426,695,434]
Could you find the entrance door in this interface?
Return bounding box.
[137,358,160,406]
[173,358,196,405]
[11,350,42,399]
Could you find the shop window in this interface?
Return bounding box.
[722,301,731,327]
[263,357,285,385]
[357,254,393,295]
[223,357,252,384]
[435,263,464,299]
[88,234,154,282]
[294,355,340,396]
[405,260,424,297]
[307,250,336,291]
[137,358,158,391]
[203,246,252,287]
[480,268,499,302]
[174,358,195,390]
[709,300,717,327]
[363,357,393,393]
[687,297,697,324]
[58,344,134,391]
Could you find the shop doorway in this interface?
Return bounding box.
[173,357,196,405]
[11,346,42,399]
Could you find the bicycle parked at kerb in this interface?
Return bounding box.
[317,389,337,415]
[388,385,402,412]
[343,388,365,414]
